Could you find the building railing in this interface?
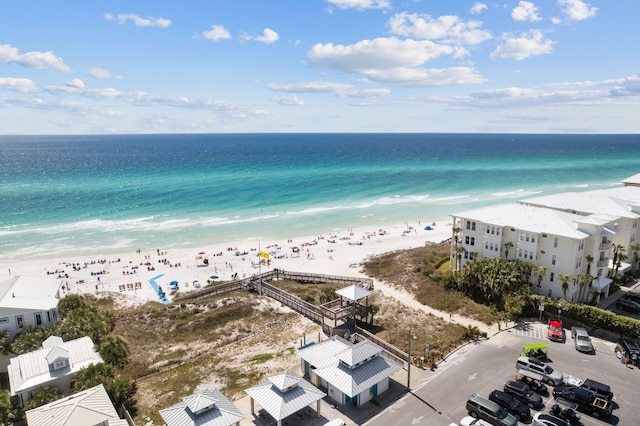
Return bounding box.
[599,241,612,250]
[596,259,609,267]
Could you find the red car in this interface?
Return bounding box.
[547,320,566,342]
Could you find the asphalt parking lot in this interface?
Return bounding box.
[367,320,639,426]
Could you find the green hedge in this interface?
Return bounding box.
[526,295,640,338]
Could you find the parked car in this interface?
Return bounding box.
[466,393,518,426]
[614,339,640,358]
[616,297,640,314]
[533,413,570,426]
[571,327,594,353]
[624,292,640,303]
[516,356,564,386]
[489,390,531,421]
[503,380,543,409]
[580,378,613,401]
[553,384,613,418]
[547,319,566,342]
[460,417,494,426]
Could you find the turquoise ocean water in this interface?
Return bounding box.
[1,133,639,261]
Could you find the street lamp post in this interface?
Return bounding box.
[407,330,417,390]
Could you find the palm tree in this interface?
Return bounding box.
[610,244,625,277]
[504,242,513,260]
[578,273,593,302]
[615,252,628,278]
[452,226,461,270]
[455,246,465,272]
[25,386,63,410]
[536,266,547,290]
[631,244,640,274]
[585,254,593,275]
[97,335,130,369]
[0,390,15,426]
[367,304,380,325]
[559,274,574,300]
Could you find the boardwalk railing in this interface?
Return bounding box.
[354,329,408,364]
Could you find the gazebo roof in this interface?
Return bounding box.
[245,370,325,421]
[158,389,244,426]
[335,285,372,302]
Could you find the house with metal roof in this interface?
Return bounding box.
[25,383,132,426]
[296,336,403,407]
[8,335,104,408]
[158,388,243,426]
[244,370,325,426]
[0,275,62,337]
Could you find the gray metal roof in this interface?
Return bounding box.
[8,335,103,395]
[335,285,372,301]
[521,191,640,219]
[336,340,382,368]
[297,336,351,369]
[314,356,403,397]
[158,388,244,426]
[24,383,120,426]
[244,370,325,421]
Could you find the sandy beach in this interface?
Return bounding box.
[1,221,453,306]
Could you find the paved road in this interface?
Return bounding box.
[365,321,637,426]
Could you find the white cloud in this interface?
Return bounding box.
[388,13,492,45]
[490,30,555,60]
[273,96,304,106]
[268,81,391,98]
[326,0,390,11]
[254,28,279,44]
[201,25,232,41]
[267,81,355,94]
[88,67,121,79]
[104,13,171,28]
[307,37,485,87]
[558,0,597,21]
[0,77,38,92]
[66,78,85,89]
[470,3,488,14]
[512,1,541,22]
[0,44,71,72]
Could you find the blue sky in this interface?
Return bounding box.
[1,0,638,134]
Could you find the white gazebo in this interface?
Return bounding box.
[335,284,373,327]
[158,388,244,426]
[244,370,325,426]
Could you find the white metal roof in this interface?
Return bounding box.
[452,203,591,239]
[296,336,351,369]
[314,356,403,397]
[335,285,372,302]
[520,191,639,219]
[159,388,244,426]
[8,336,103,395]
[24,383,120,426]
[244,370,325,421]
[621,172,640,187]
[0,275,61,311]
[336,340,382,368]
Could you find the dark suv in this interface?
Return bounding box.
[489,390,531,421]
[580,379,613,401]
[615,339,640,358]
[616,297,640,314]
[503,380,543,409]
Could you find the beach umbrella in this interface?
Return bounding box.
[170,280,179,285]
[210,275,218,279]
[198,251,206,254]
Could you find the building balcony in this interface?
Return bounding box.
[599,241,612,250]
[596,259,608,267]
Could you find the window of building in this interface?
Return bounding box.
[464,250,469,259]
[53,359,67,370]
[526,234,530,242]
[550,272,554,282]
[466,221,476,231]
[0,317,8,324]
[524,250,528,259]
[485,242,489,250]
[16,316,24,329]
[496,228,500,236]
[518,249,522,258]
[552,255,556,265]
[520,233,524,241]
[486,226,490,234]
[554,237,558,248]
[35,313,42,326]
[529,252,533,260]
[47,311,51,322]
[531,235,535,243]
